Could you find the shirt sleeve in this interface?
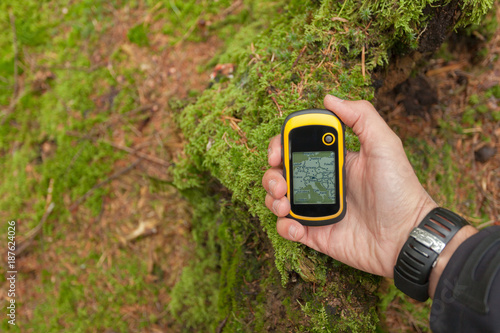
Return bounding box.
[430,225,500,333]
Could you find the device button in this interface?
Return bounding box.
[322,133,335,145]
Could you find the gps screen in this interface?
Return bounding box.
[292,151,336,205]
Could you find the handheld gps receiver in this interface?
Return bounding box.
[281,109,346,226]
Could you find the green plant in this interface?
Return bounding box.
[128,24,150,46]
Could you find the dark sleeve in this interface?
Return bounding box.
[430,225,500,333]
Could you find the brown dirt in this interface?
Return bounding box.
[382,34,499,223]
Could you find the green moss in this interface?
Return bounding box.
[462,107,477,125]
[296,267,380,332]
[25,250,159,332]
[493,111,500,121]
[486,84,500,98]
[127,24,150,47]
[461,84,500,125]
[476,104,490,114]
[460,0,497,30]
[469,94,480,105]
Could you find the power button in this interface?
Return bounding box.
[322,133,335,146]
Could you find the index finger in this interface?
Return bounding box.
[268,134,282,167]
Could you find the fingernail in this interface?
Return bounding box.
[327,94,344,103]
[268,147,272,157]
[272,200,280,214]
[288,224,297,240]
[268,179,276,196]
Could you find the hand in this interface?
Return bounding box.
[262,95,438,278]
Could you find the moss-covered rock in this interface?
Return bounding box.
[170,0,492,331]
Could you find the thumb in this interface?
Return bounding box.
[323,95,397,146]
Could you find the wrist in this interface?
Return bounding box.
[428,225,478,298]
[391,197,438,273]
[393,207,471,301]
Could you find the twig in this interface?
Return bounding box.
[169,0,181,17]
[338,1,348,16]
[270,95,282,117]
[361,44,366,80]
[216,316,229,333]
[1,12,20,123]
[70,158,143,211]
[218,0,243,20]
[426,62,467,77]
[122,104,154,117]
[267,87,283,117]
[292,45,308,68]
[175,10,205,45]
[461,127,482,134]
[16,203,54,256]
[9,11,18,99]
[47,63,105,73]
[16,179,55,257]
[476,219,498,229]
[331,17,348,23]
[103,140,170,167]
[222,132,232,148]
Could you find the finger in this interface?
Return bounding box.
[268,134,282,167]
[276,217,307,242]
[261,167,287,198]
[323,95,399,147]
[265,194,291,217]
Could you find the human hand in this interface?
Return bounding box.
[262,95,438,278]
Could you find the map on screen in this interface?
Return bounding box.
[292,151,336,204]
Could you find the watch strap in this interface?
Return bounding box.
[394,207,469,301]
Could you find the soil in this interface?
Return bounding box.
[418,0,461,53]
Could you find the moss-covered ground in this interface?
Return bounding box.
[0,0,498,332]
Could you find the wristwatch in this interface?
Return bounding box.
[394,207,469,301]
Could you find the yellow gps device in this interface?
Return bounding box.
[281,109,346,226]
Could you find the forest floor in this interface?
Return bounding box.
[0,1,498,332]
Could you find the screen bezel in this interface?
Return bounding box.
[287,125,341,217]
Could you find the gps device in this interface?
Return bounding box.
[281,109,346,226]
